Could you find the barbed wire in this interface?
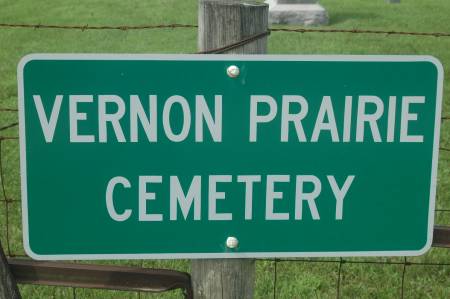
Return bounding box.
[336,258,343,299]
[267,258,450,267]
[2,22,450,37]
[0,23,196,31]
[400,257,407,299]
[198,30,271,54]
[0,138,12,256]
[0,123,18,132]
[270,27,450,37]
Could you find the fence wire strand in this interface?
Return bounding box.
[273,259,278,299]
[400,257,408,299]
[2,22,450,38]
[0,23,197,31]
[0,22,449,298]
[336,258,343,299]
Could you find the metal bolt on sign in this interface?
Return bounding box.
[227,65,240,78]
[226,237,239,249]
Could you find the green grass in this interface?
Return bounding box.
[0,0,449,298]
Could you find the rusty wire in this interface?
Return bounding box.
[198,30,271,54]
[0,23,196,31]
[269,27,450,37]
[2,22,450,38]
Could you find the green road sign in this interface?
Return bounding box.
[18,54,443,260]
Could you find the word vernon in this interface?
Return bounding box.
[33,94,426,143]
[105,174,355,222]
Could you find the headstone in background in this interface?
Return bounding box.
[266,0,328,26]
[387,0,400,3]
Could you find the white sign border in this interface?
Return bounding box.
[17,54,443,260]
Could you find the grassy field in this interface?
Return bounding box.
[0,0,449,298]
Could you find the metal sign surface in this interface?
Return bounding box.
[18,54,443,260]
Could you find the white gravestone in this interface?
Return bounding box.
[266,0,328,26]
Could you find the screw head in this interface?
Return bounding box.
[226,236,239,249]
[227,65,240,78]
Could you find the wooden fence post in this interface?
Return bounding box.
[192,1,268,298]
[198,0,268,54]
[0,242,21,299]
